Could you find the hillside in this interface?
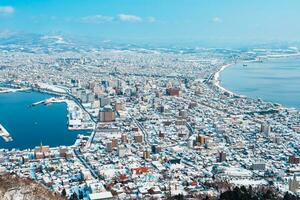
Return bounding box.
[0,173,66,200]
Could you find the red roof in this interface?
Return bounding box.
[132,167,149,174]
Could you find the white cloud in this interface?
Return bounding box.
[0,6,14,16]
[118,14,142,22]
[80,15,114,23]
[212,17,222,23]
[79,14,155,24]
[147,16,156,23]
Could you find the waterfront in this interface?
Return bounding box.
[220,57,300,110]
[0,91,88,149]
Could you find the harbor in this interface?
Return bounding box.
[0,90,90,149]
[31,96,95,130]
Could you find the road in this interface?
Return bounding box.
[128,113,151,145]
[74,149,100,179]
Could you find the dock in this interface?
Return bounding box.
[0,87,30,94]
[31,100,46,106]
[0,124,13,142]
[31,97,66,107]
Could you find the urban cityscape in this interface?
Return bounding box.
[1,1,300,200]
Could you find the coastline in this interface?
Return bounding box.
[212,63,237,97]
[212,53,300,110]
[0,86,95,146]
[0,87,30,94]
[0,90,91,149]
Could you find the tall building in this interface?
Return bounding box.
[106,142,113,153]
[134,133,143,143]
[196,134,207,146]
[86,92,95,103]
[143,149,150,159]
[179,110,187,118]
[99,96,111,108]
[121,134,128,144]
[118,145,127,158]
[289,175,299,193]
[98,106,116,122]
[218,151,226,162]
[111,138,118,148]
[261,123,271,137]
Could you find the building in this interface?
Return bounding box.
[98,106,116,122]
[106,142,112,153]
[261,124,271,137]
[59,147,70,158]
[289,155,300,164]
[151,145,162,154]
[196,134,207,146]
[251,161,266,171]
[188,102,197,109]
[99,96,111,108]
[166,87,180,97]
[143,149,150,159]
[114,102,123,112]
[134,133,143,143]
[88,191,113,200]
[289,175,299,193]
[111,138,118,148]
[158,131,165,138]
[158,105,165,113]
[179,110,187,118]
[34,144,51,159]
[118,145,127,158]
[218,151,226,162]
[121,134,128,144]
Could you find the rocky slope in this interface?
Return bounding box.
[0,173,66,200]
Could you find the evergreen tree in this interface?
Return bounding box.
[79,190,84,199]
[283,192,300,200]
[61,188,66,197]
[69,192,78,200]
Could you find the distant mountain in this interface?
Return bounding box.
[0,32,82,53]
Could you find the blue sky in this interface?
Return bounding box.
[0,0,300,44]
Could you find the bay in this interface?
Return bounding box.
[220,57,300,110]
[0,91,88,150]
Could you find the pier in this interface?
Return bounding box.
[0,124,13,142]
[0,87,30,94]
[31,97,66,107]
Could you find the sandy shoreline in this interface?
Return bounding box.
[212,53,300,98]
[212,63,237,96]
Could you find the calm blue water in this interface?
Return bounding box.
[0,91,88,150]
[221,57,300,110]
